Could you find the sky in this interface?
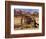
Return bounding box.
[14,9,39,14]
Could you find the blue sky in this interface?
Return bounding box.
[21,9,39,12]
[14,9,39,14]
